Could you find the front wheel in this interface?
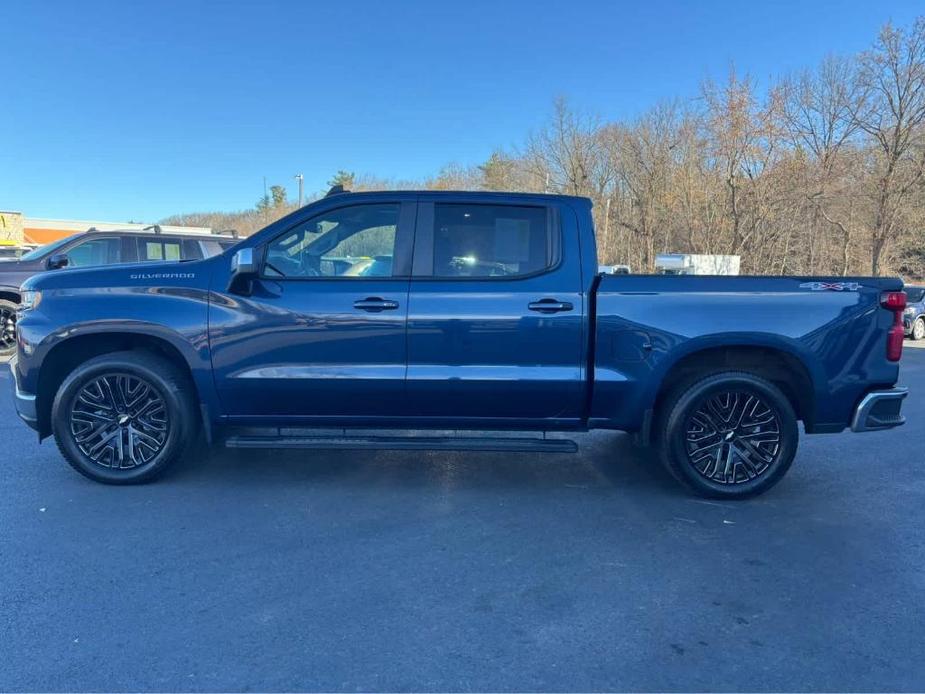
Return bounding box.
[912,317,925,341]
[656,371,799,499]
[0,299,18,358]
[51,351,197,484]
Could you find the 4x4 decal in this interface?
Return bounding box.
[799,281,862,291]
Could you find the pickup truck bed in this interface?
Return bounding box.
[11,189,909,498]
[591,274,904,435]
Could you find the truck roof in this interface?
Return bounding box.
[320,189,593,205]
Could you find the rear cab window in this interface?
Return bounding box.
[417,202,556,279]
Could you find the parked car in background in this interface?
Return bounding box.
[904,286,925,340]
[11,190,908,498]
[599,264,631,274]
[0,241,37,260]
[0,226,239,357]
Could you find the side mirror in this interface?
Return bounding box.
[228,247,258,294]
[47,253,69,270]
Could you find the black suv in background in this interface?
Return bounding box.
[0,227,238,357]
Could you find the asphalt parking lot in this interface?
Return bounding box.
[1,348,924,692]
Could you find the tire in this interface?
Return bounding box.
[656,371,799,499]
[51,351,197,484]
[912,317,925,341]
[0,298,18,358]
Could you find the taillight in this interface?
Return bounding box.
[881,291,907,311]
[882,291,907,362]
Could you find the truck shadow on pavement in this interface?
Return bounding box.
[170,430,686,498]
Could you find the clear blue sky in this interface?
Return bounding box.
[1,0,921,222]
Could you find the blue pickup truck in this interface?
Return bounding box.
[10,190,909,498]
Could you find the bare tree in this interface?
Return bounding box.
[778,55,868,274]
[856,18,925,275]
[161,17,925,280]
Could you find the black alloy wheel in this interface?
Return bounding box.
[657,371,799,499]
[70,373,170,469]
[0,300,17,357]
[52,351,196,484]
[683,390,781,485]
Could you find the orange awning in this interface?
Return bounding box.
[23,227,75,245]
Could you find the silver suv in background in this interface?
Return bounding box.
[0,226,239,357]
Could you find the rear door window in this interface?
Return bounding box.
[431,204,551,278]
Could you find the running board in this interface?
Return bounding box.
[224,433,577,453]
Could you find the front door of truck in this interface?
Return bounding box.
[209,200,415,419]
[405,199,586,424]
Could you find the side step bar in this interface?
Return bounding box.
[224,433,578,454]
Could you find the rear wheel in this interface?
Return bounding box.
[657,371,798,499]
[912,317,925,341]
[0,299,17,358]
[51,351,197,484]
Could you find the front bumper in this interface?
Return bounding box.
[9,358,38,431]
[850,387,908,432]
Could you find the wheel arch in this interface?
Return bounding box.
[34,331,204,439]
[651,343,817,433]
[0,288,20,304]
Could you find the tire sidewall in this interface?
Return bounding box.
[664,373,799,499]
[52,355,193,484]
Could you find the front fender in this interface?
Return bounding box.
[15,284,217,421]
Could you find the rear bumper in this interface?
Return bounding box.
[850,387,908,432]
[9,358,38,431]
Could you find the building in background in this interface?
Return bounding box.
[0,211,25,244]
[0,211,212,247]
[21,217,212,245]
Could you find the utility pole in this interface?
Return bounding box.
[294,173,304,207]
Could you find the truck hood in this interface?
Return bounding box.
[21,260,205,292]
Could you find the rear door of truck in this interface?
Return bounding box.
[404,196,586,424]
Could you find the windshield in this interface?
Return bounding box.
[19,233,81,261]
[906,287,925,303]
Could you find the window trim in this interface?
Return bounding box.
[258,201,415,281]
[411,202,561,281]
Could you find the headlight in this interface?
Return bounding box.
[905,306,916,315]
[20,290,42,311]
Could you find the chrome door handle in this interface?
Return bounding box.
[353,297,399,312]
[528,299,574,313]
